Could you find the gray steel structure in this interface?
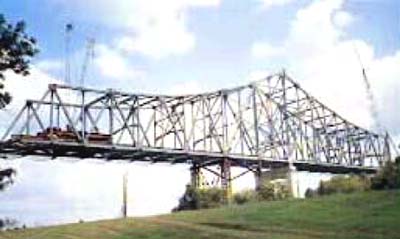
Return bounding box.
[0,72,391,199]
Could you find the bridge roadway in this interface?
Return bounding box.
[0,140,378,174]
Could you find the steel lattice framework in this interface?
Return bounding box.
[0,72,390,176]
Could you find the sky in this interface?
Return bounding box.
[0,0,399,227]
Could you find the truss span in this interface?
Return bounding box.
[0,72,390,173]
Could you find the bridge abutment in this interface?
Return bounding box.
[254,165,298,198]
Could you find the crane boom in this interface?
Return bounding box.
[79,38,95,88]
[361,68,382,132]
[353,44,398,158]
[353,44,382,132]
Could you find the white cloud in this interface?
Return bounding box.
[94,44,146,81]
[2,68,59,109]
[251,0,400,137]
[247,69,273,82]
[32,43,146,90]
[258,0,296,9]
[53,0,221,59]
[36,59,64,72]
[115,20,195,59]
[0,68,61,134]
[368,51,400,135]
[251,42,284,58]
[166,80,204,95]
[333,10,355,28]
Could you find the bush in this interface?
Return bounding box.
[312,175,371,196]
[173,185,197,211]
[197,187,225,209]
[257,182,275,201]
[371,157,400,190]
[233,189,257,205]
[173,185,225,211]
[305,188,318,198]
[234,181,291,205]
[258,181,291,201]
[175,180,293,211]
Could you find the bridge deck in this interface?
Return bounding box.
[0,140,377,174]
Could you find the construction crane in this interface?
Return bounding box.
[79,38,95,88]
[70,37,96,125]
[64,23,96,88]
[353,44,399,158]
[352,45,382,132]
[65,23,73,86]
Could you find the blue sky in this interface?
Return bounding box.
[0,0,399,227]
[1,0,398,92]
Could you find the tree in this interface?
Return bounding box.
[371,157,400,190]
[0,14,38,108]
[0,14,37,191]
[0,168,15,191]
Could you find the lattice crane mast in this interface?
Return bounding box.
[79,38,95,88]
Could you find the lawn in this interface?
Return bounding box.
[1,190,399,239]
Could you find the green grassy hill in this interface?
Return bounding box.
[1,190,399,239]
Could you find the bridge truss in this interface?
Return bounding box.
[0,72,390,199]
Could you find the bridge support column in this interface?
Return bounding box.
[287,165,297,198]
[220,158,232,203]
[190,162,201,189]
[254,166,262,191]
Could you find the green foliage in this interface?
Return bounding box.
[306,175,371,198]
[233,181,291,205]
[258,181,291,201]
[173,185,225,211]
[233,189,257,205]
[176,180,292,211]
[196,187,225,209]
[371,157,400,190]
[173,185,197,211]
[305,157,400,198]
[319,175,371,195]
[305,188,318,198]
[0,218,18,230]
[257,182,276,200]
[0,14,38,108]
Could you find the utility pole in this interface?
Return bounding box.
[122,172,128,218]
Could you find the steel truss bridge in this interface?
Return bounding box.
[0,72,391,199]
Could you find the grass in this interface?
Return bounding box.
[1,190,399,239]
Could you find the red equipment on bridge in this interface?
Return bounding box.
[10,126,111,145]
